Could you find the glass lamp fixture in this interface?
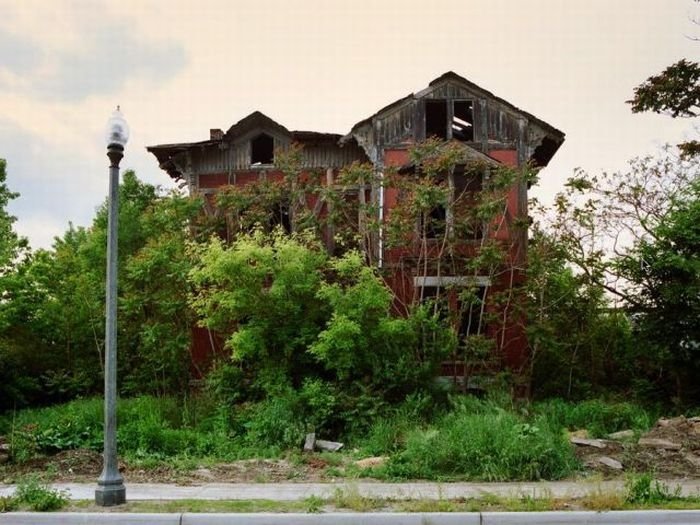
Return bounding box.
[105,106,129,148]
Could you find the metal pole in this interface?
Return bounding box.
[95,143,126,506]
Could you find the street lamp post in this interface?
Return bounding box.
[95,107,129,507]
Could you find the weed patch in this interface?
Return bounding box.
[14,476,69,511]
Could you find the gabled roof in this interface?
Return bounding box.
[225,111,291,139]
[343,71,565,166]
[425,71,564,139]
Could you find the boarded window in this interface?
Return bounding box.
[251,133,274,164]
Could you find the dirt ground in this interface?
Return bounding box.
[2,416,700,485]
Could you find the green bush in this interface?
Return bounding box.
[14,476,69,511]
[243,392,306,451]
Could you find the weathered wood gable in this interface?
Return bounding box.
[344,72,564,168]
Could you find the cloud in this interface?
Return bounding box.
[0,119,106,250]
[0,11,186,102]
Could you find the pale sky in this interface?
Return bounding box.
[1,0,697,249]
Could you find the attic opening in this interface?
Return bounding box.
[251,133,274,165]
[452,101,474,142]
[424,99,474,142]
[426,100,448,139]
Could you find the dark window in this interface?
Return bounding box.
[419,285,449,319]
[454,170,483,197]
[425,99,448,139]
[251,133,274,164]
[421,205,447,239]
[452,101,474,142]
[424,99,475,142]
[458,286,487,339]
[270,200,291,233]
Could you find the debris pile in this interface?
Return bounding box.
[570,416,700,477]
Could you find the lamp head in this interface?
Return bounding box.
[105,106,129,148]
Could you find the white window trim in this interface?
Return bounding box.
[413,275,490,288]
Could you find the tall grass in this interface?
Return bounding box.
[533,398,655,437]
[382,403,578,481]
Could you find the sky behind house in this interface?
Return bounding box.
[0,0,697,249]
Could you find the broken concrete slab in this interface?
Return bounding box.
[315,439,343,452]
[570,437,606,449]
[597,456,624,470]
[638,438,682,450]
[303,433,316,453]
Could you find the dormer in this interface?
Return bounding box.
[225,111,292,168]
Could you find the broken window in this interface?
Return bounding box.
[269,200,291,233]
[452,101,474,142]
[458,285,487,340]
[419,285,449,319]
[421,205,447,239]
[425,99,448,139]
[424,99,475,142]
[251,133,274,165]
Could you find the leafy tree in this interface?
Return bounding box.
[547,149,700,403]
[526,227,633,399]
[0,159,36,409]
[628,59,700,157]
[617,179,700,402]
[0,159,27,272]
[120,191,205,395]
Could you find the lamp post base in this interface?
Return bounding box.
[95,482,126,506]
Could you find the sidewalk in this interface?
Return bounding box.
[1,479,700,501]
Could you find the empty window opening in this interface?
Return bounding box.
[458,286,487,340]
[251,133,274,165]
[453,169,483,197]
[270,200,291,233]
[425,99,448,139]
[419,285,449,318]
[452,101,474,142]
[421,204,447,239]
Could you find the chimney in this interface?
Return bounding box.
[210,129,224,140]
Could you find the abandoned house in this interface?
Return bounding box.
[147,71,565,384]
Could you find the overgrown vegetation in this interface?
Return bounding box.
[0,49,697,487]
[0,392,660,482]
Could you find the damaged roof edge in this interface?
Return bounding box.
[342,71,565,144]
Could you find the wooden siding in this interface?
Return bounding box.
[363,81,529,149]
[188,140,369,174]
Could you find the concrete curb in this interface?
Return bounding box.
[2,511,700,525]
